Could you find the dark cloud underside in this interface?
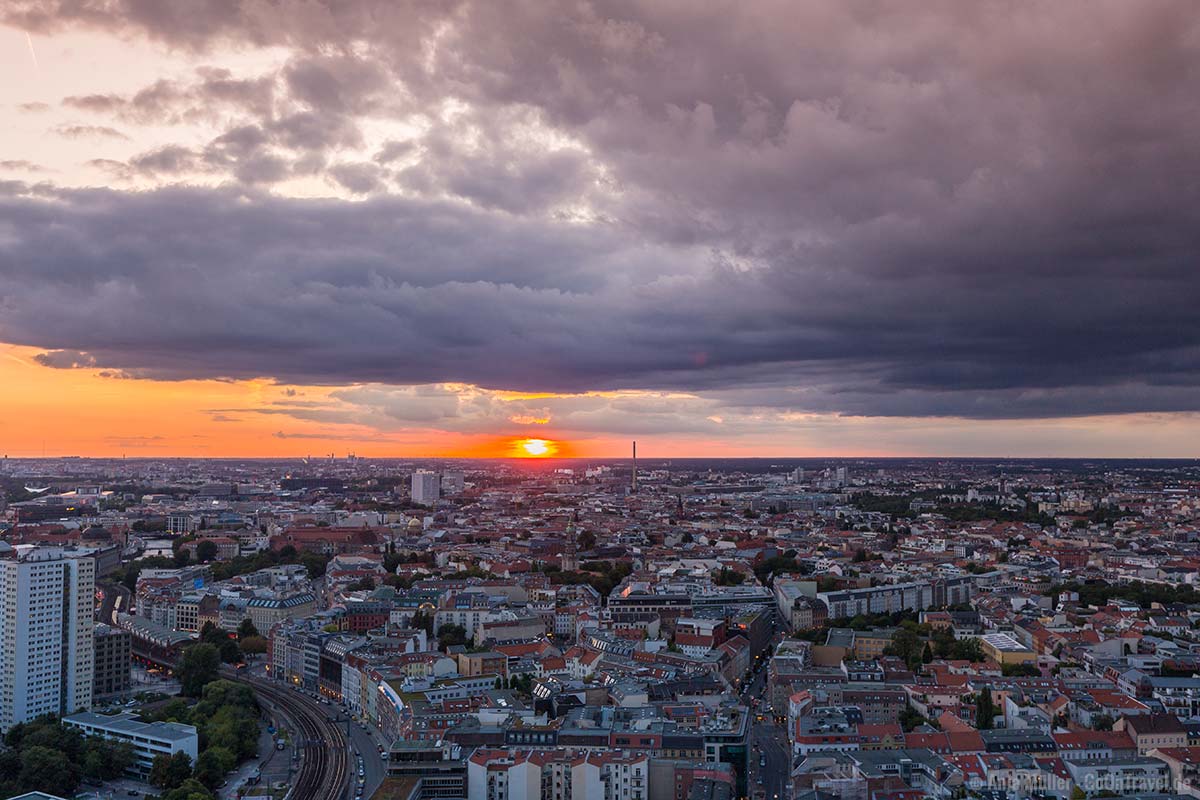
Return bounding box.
[1,0,1198,420]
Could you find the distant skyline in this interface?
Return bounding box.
[2,2,1199,458]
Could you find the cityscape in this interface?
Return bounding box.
[1,456,1200,800]
[3,2,1200,800]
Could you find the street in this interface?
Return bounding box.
[741,643,791,800]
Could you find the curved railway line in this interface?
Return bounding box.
[229,673,351,800]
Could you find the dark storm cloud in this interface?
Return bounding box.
[1,182,1198,418]
[2,1,1200,419]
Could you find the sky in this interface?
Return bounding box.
[1,1,1198,459]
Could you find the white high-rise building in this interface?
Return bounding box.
[0,545,95,730]
[411,470,441,506]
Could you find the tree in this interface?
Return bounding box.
[218,637,243,664]
[177,643,221,697]
[120,562,143,592]
[922,642,934,664]
[715,567,746,586]
[149,751,193,790]
[81,740,133,782]
[347,576,376,591]
[198,621,224,645]
[578,530,596,551]
[438,624,468,650]
[411,610,435,636]
[192,746,236,790]
[1001,663,1040,677]
[975,689,995,730]
[240,635,268,655]
[298,551,329,577]
[18,745,78,798]
[237,618,260,639]
[898,704,928,732]
[195,540,218,562]
[1093,714,1115,732]
[161,777,217,800]
[889,627,924,669]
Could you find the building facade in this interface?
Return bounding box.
[93,623,132,701]
[413,471,441,506]
[0,546,95,730]
[64,711,199,777]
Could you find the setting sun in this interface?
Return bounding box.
[518,438,555,457]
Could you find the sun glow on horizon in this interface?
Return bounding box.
[517,438,555,457]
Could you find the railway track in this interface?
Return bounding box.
[227,673,351,800]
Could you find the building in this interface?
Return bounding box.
[93,623,132,701]
[0,545,95,731]
[247,592,317,632]
[413,471,441,506]
[980,633,1037,666]
[64,711,198,777]
[166,514,199,534]
[467,748,649,800]
[386,739,467,798]
[441,472,466,496]
[1118,713,1188,755]
[817,578,973,620]
[458,651,508,680]
[1064,757,1171,796]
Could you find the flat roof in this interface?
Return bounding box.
[64,711,198,743]
[981,632,1033,652]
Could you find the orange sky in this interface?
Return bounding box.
[3,344,1200,459]
[0,344,645,458]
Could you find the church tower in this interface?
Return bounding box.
[561,512,579,572]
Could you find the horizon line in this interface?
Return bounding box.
[0,454,1198,462]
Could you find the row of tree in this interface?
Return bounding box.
[144,680,262,799]
[0,717,135,798]
[1047,580,1200,608]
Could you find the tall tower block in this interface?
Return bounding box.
[632,440,638,493]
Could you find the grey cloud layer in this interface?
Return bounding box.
[3,1,1200,419]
